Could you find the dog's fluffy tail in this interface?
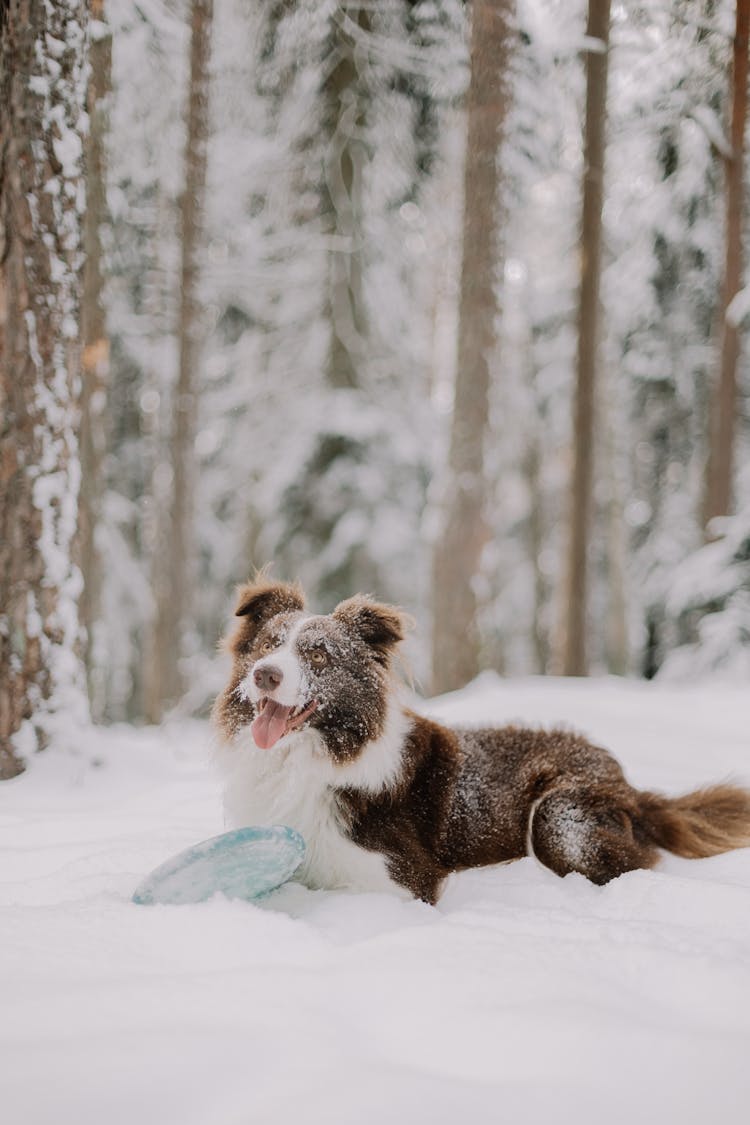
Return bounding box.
[639,784,750,859]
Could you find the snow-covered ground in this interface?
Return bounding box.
[2,675,749,1125]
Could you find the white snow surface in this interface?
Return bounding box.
[2,675,749,1125]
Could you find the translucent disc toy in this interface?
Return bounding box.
[132,825,306,906]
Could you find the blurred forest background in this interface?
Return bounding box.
[1,0,749,779]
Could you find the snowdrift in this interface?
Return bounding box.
[2,676,749,1125]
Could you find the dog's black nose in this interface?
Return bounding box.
[253,664,283,692]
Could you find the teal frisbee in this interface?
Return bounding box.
[132,825,306,905]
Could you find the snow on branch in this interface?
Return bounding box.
[690,105,732,159]
[725,285,750,328]
[579,35,607,55]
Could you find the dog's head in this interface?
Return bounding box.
[213,577,407,761]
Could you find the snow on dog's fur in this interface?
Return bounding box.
[213,578,750,903]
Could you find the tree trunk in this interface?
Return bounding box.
[603,358,628,675]
[323,6,371,391]
[525,428,549,676]
[149,0,213,719]
[431,0,514,695]
[704,0,749,530]
[562,0,611,677]
[0,0,89,777]
[140,190,175,724]
[80,1,112,721]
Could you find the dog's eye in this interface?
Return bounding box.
[260,638,277,655]
[310,649,328,667]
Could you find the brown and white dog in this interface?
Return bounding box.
[212,577,750,904]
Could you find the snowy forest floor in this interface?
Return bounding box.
[2,676,749,1125]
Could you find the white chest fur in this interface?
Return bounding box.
[215,710,412,897]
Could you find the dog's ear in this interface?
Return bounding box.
[333,595,409,663]
[225,576,305,656]
[234,577,305,621]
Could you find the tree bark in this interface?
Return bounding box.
[603,361,628,675]
[431,0,514,695]
[704,0,749,530]
[80,0,111,720]
[323,6,371,390]
[0,0,89,777]
[148,0,213,719]
[562,0,611,676]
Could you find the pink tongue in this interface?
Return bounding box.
[251,700,293,750]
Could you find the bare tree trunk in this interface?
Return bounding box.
[323,6,371,391]
[704,0,749,530]
[0,0,89,777]
[80,1,111,721]
[602,358,628,674]
[431,0,514,695]
[524,436,548,673]
[516,278,548,674]
[562,0,611,676]
[140,191,177,724]
[149,0,213,719]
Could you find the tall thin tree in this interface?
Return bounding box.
[0,1,90,776]
[431,0,515,695]
[704,0,749,530]
[148,0,213,719]
[323,6,371,392]
[80,0,112,720]
[562,0,612,676]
